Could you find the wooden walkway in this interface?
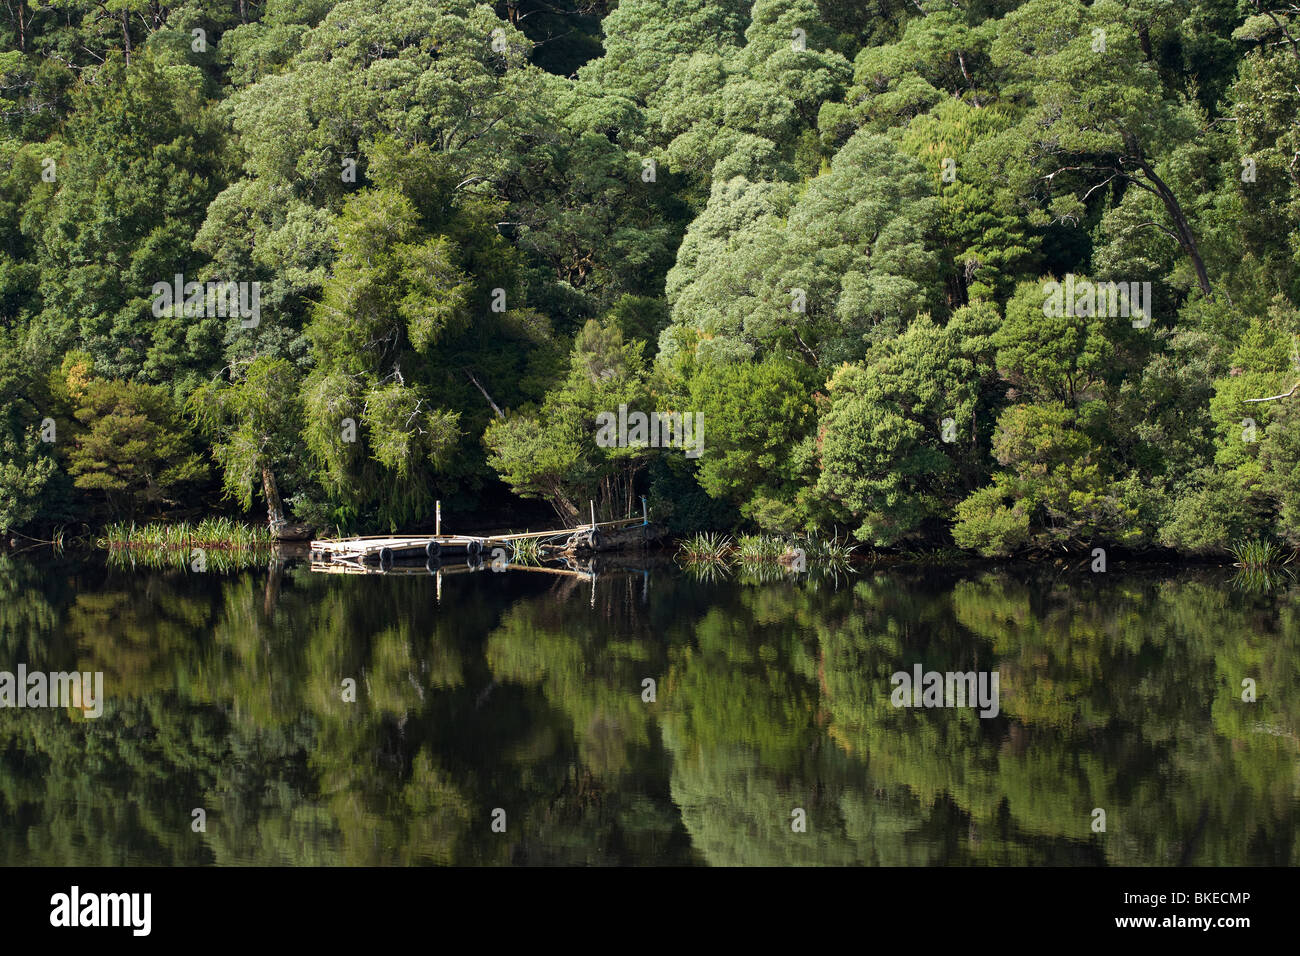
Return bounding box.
[309,499,648,571]
[309,557,595,581]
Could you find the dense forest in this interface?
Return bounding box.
[3,0,1300,557]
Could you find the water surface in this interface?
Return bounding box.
[1,553,1296,865]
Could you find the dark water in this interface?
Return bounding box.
[0,552,1296,866]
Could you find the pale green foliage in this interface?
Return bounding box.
[899,98,1037,302]
[227,0,537,192]
[484,413,588,519]
[654,0,850,187]
[993,279,1117,404]
[361,383,460,476]
[484,318,655,521]
[824,6,997,138]
[578,0,750,108]
[67,378,207,514]
[687,352,819,531]
[300,188,469,513]
[986,0,1211,292]
[188,356,305,515]
[309,189,470,369]
[299,367,362,495]
[666,130,938,367]
[1260,399,1300,545]
[1158,472,1256,554]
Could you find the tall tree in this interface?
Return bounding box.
[988,0,1212,295]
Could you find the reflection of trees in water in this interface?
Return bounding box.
[0,558,1296,865]
[658,580,966,865]
[0,562,484,864]
[481,575,696,864]
[0,554,70,661]
[816,573,1299,865]
[655,571,1298,865]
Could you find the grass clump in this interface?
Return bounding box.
[98,519,273,569]
[677,531,733,562]
[1228,539,1293,569]
[510,536,543,565]
[679,528,859,577]
[799,530,857,564]
[735,534,783,562]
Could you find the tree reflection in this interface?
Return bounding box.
[0,556,1294,865]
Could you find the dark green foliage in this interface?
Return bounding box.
[0,328,57,530]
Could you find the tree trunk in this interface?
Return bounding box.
[550,488,581,525]
[121,9,131,63]
[1137,24,1153,61]
[261,465,285,528]
[1134,153,1213,296]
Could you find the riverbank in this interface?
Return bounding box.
[4,516,1293,574]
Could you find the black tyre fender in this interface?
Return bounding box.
[426,540,441,559]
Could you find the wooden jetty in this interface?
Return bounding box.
[309,556,596,582]
[310,498,648,571]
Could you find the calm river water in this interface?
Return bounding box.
[0,553,1296,865]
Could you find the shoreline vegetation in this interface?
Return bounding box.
[96,519,274,570]
[8,517,1284,575]
[678,530,855,566]
[3,518,1296,590]
[98,518,274,552]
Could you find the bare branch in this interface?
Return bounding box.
[465,369,505,419]
[1244,381,1300,403]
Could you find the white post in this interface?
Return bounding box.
[436,500,441,537]
[590,499,596,530]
